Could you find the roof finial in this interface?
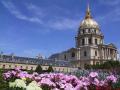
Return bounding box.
[85,1,92,19]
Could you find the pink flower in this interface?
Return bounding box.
[64,83,74,90]
[106,75,117,83]
[40,78,56,87]
[89,72,98,78]
[92,78,99,86]
[99,80,105,86]
[11,71,17,76]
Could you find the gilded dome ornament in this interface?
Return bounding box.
[80,4,99,29]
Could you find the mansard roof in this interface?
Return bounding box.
[0,54,71,67]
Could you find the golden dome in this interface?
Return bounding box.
[80,4,99,29]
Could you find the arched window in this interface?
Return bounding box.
[71,52,75,57]
[95,51,97,56]
[84,51,87,56]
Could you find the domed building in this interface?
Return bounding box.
[49,5,118,68]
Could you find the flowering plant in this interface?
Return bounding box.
[2,69,118,90]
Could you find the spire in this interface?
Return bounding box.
[85,3,92,19]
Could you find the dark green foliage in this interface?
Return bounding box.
[0,69,9,90]
[41,85,51,90]
[113,81,120,89]
[35,65,42,74]
[86,60,120,70]
[47,66,54,72]
[84,64,91,69]
[7,87,25,90]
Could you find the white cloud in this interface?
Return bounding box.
[2,1,80,31]
[1,1,43,24]
[25,3,45,17]
[48,18,80,30]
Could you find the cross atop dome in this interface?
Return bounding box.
[85,3,92,19]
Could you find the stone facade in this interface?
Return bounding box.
[49,5,118,68]
[0,54,76,72]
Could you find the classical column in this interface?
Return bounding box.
[106,48,108,60]
[108,48,110,59]
[86,37,88,45]
[105,48,107,60]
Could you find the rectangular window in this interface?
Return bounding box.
[83,30,85,34]
[89,38,92,44]
[82,39,85,45]
[88,29,91,33]
[84,51,87,56]
[95,51,97,56]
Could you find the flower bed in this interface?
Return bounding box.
[2,68,119,90]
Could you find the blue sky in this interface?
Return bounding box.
[0,0,120,58]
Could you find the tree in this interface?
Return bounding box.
[35,65,42,74]
[84,64,91,69]
[88,60,120,70]
[47,66,54,72]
